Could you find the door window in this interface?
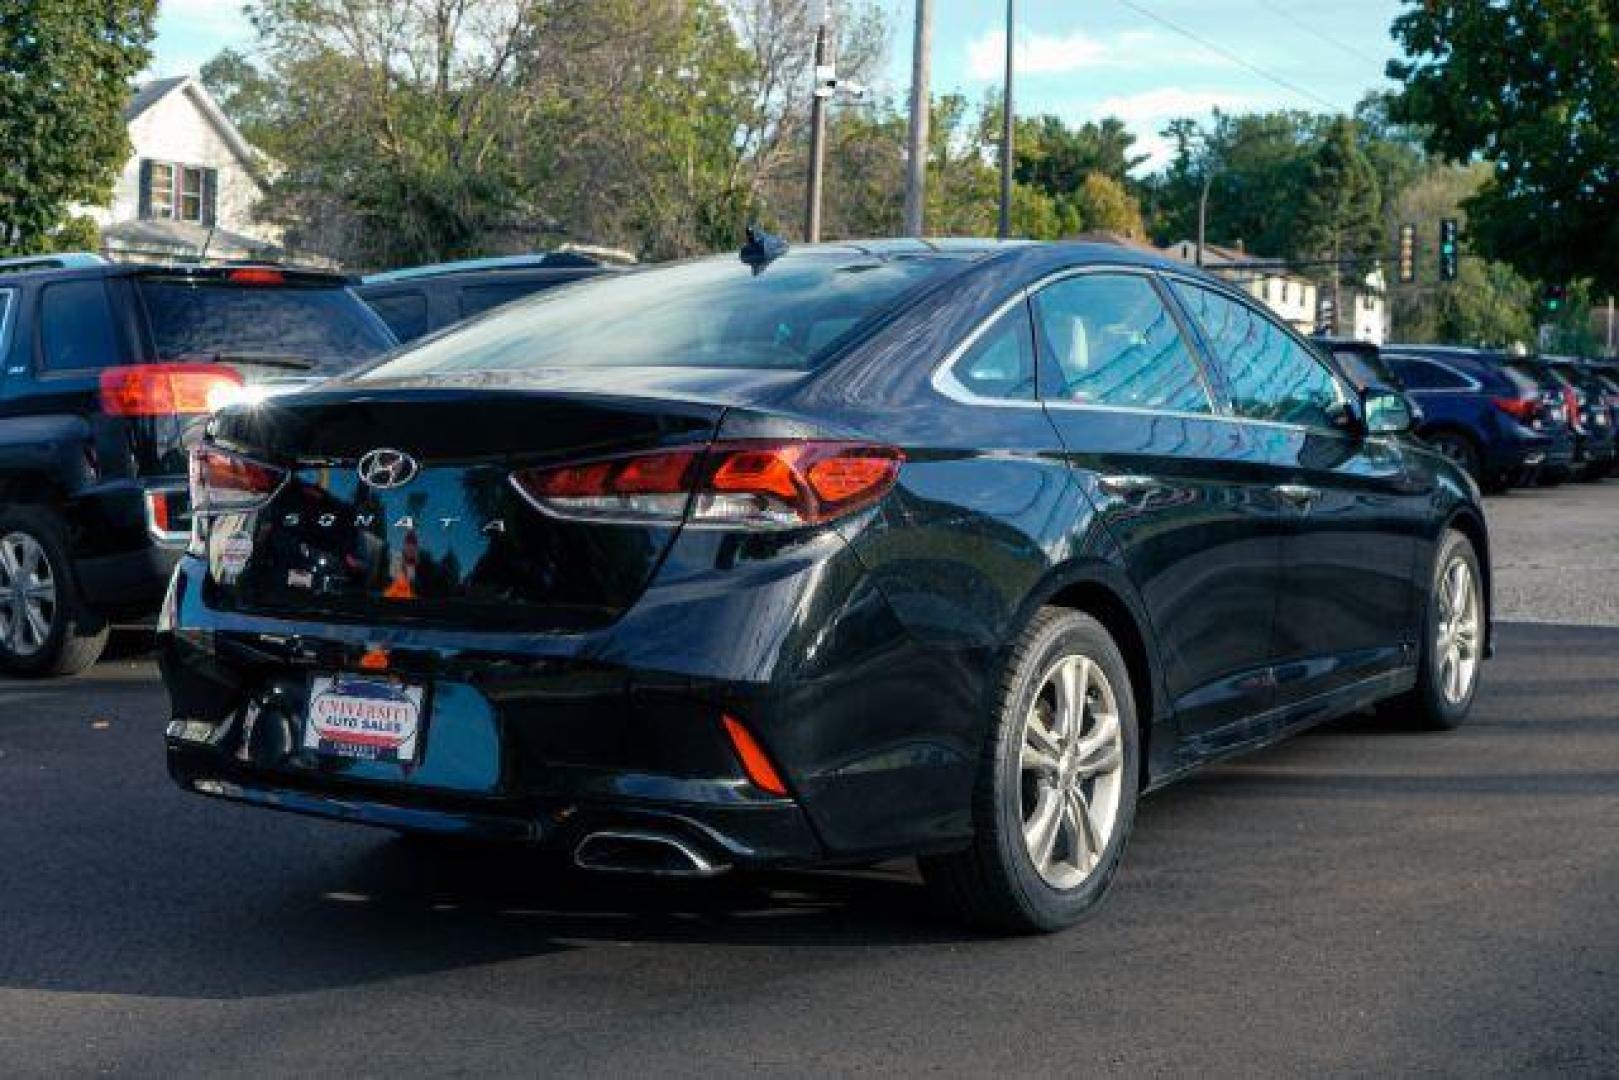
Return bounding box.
[1172,282,1344,428]
[39,280,121,372]
[1386,356,1472,390]
[945,302,1037,401]
[1031,274,1211,413]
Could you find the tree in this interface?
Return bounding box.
[0,0,156,253]
[1296,118,1383,329]
[1388,0,1619,292]
[1073,174,1145,239]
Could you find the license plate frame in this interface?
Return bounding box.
[303,673,428,765]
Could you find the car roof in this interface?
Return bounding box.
[363,251,608,284]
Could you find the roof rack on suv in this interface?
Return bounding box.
[0,252,110,276]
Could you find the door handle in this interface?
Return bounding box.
[1098,474,1161,497]
[1275,483,1321,508]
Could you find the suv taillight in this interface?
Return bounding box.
[510,440,904,529]
[189,444,286,514]
[1492,396,1539,423]
[100,363,243,416]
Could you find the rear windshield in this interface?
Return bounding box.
[137,280,396,374]
[1328,347,1396,390]
[1505,361,1559,392]
[359,254,962,378]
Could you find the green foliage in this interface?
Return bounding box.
[1073,174,1144,239]
[1388,0,1619,293]
[0,0,156,254]
[1296,118,1382,266]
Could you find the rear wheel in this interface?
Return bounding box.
[1425,432,1480,484]
[921,608,1139,934]
[1383,530,1483,730]
[0,510,108,677]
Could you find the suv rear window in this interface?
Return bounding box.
[136,280,395,375]
[361,253,962,378]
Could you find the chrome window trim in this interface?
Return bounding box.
[1380,353,1483,394]
[932,265,1363,438]
[0,288,13,362]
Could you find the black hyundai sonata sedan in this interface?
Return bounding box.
[160,238,1490,933]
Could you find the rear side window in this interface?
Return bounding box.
[136,281,395,374]
[39,280,121,372]
[1387,357,1472,390]
[1032,274,1210,413]
[1173,282,1343,428]
[947,303,1037,401]
[365,290,432,343]
[458,280,562,319]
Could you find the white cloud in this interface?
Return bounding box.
[963,26,1234,82]
[966,29,1110,80]
[1091,87,1253,126]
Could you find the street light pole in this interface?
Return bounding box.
[997,0,1015,239]
[903,0,933,238]
[804,17,830,244]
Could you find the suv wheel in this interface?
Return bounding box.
[0,510,108,677]
[1426,432,1480,484]
[921,608,1140,934]
[1384,530,1483,730]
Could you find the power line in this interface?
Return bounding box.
[1257,0,1385,68]
[1113,0,1342,113]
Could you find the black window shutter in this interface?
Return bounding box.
[202,169,218,227]
[138,160,153,219]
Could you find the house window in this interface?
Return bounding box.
[1282,281,1291,303]
[1363,293,1376,311]
[1261,278,1272,301]
[140,160,217,224]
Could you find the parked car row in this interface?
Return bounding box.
[1314,338,1619,492]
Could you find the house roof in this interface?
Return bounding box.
[102,218,278,258]
[124,76,189,121]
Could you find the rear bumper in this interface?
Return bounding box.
[76,542,180,618]
[159,536,980,867]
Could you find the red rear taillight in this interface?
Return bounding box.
[189,444,286,514]
[1492,396,1539,422]
[510,440,903,529]
[227,267,286,286]
[1563,386,1582,427]
[101,363,243,417]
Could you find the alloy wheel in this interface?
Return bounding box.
[1018,654,1125,890]
[1435,555,1481,705]
[0,532,56,658]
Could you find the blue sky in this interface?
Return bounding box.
[148,0,1409,169]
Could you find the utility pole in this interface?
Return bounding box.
[1196,170,1213,267]
[804,11,831,244]
[997,0,1015,239]
[902,0,933,238]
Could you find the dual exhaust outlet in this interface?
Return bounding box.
[572,830,729,878]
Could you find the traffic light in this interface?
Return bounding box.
[1543,283,1567,313]
[1398,223,1416,284]
[1439,218,1458,281]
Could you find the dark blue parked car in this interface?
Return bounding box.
[1381,346,1566,491]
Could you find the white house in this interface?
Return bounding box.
[1163,240,1319,334]
[1340,268,1390,346]
[90,76,279,262]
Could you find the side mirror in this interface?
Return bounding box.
[1363,388,1414,435]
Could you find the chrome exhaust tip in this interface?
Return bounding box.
[573,830,729,878]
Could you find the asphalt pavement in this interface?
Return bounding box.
[1,484,1616,1077]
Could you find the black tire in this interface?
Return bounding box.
[0,508,108,677]
[921,608,1140,934]
[1382,530,1483,730]
[1425,432,1481,485]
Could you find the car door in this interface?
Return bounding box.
[1030,268,1285,750]
[1169,279,1423,711]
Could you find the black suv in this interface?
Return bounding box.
[357,253,617,343]
[0,256,395,675]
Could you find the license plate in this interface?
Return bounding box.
[304,674,427,764]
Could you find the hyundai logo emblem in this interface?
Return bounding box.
[356,448,420,490]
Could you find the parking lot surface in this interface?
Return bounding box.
[1,485,1617,1077]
